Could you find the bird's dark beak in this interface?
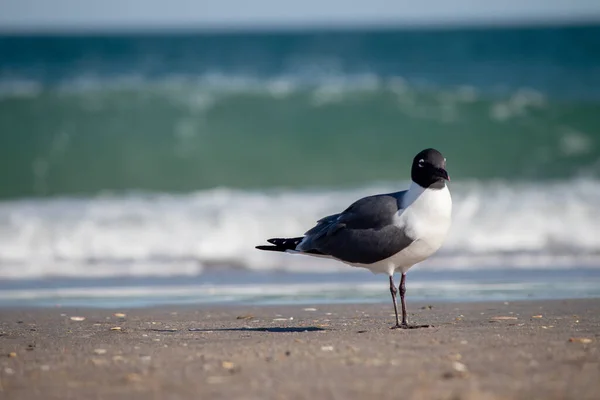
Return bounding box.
[436,168,450,181]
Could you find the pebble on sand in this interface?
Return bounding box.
[8,352,17,358]
[124,373,143,383]
[70,316,86,321]
[207,376,228,384]
[114,313,127,318]
[569,337,592,344]
[93,349,107,355]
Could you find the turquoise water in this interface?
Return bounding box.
[0,24,599,305]
[1,25,599,198]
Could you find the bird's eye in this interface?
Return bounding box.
[418,159,425,167]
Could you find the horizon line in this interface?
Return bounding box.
[1,15,599,35]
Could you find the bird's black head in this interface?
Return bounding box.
[411,148,450,189]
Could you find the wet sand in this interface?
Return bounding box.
[1,298,599,400]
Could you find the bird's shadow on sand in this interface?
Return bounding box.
[187,327,326,333]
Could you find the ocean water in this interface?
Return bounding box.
[1,24,599,307]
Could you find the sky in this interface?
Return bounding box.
[1,0,600,31]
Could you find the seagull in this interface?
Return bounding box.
[256,148,452,329]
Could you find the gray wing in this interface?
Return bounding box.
[298,191,414,264]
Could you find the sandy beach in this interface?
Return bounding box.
[1,298,599,400]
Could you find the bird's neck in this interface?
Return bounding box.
[403,180,450,209]
[410,180,446,191]
[408,181,427,196]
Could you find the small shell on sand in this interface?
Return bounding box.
[222,361,235,370]
[532,315,543,318]
[321,346,334,352]
[490,316,518,321]
[110,327,122,331]
[443,361,469,379]
[93,349,107,355]
[569,337,592,344]
[114,313,126,318]
[70,316,86,321]
[303,308,317,311]
[452,361,468,372]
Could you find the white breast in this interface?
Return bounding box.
[350,183,452,276]
[395,184,452,271]
[400,183,453,242]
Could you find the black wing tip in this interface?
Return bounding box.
[255,245,284,252]
[256,237,304,252]
[256,237,326,256]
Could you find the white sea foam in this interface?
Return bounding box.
[1,180,600,279]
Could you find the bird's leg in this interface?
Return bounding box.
[396,273,433,329]
[399,273,409,328]
[389,275,401,328]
